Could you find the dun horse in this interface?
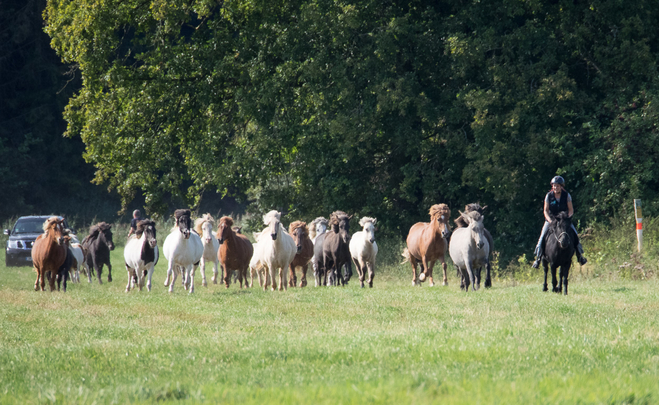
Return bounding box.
[403,204,451,286]
[449,210,490,292]
[454,203,494,288]
[288,221,314,287]
[195,214,220,286]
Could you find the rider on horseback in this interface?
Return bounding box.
[532,176,588,269]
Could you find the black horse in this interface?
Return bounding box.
[322,211,353,286]
[542,212,575,295]
[81,222,115,284]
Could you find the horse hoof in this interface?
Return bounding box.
[108,277,112,282]
[213,279,217,284]
[203,281,208,287]
[418,273,426,282]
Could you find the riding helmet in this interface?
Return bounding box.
[551,175,565,185]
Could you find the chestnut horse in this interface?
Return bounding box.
[288,221,314,287]
[402,204,451,286]
[31,217,67,291]
[216,216,253,288]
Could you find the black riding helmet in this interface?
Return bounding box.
[551,176,565,185]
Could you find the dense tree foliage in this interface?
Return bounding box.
[43,0,659,259]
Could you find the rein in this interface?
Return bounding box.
[553,231,571,248]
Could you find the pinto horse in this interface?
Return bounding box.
[403,204,451,286]
[163,209,204,293]
[194,213,221,286]
[322,211,353,286]
[349,217,378,288]
[542,212,575,295]
[449,210,489,292]
[81,222,115,284]
[217,216,253,289]
[288,221,314,288]
[31,217,67,291]
[250,211,297,291]
[124,219,159,292]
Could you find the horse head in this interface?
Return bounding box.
[217,216,234,245]
[289,221,308,253]
[195,214,215,244]
[430,204,451,239]
[137,220,157,248]
[263,210,281,240]
[460,210,486,250]
[174,209,192,240]
[359,217,377,244]
[311,217,328,240]
[337,214,352,244]
[550,212,572,250]
[100,223,115,250]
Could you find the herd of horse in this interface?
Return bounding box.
[29,203,578,295]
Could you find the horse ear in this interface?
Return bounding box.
[348,215,354,220]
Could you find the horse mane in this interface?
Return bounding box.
[552,211,571,222]
[429,204,450,221]
[289,221,308,235]
[42,216,61,233]
[175,209,192,221]
[136,219,156,238]
[459,210,483,224]
[194,213,214,235]
[263,210,281,225]
[219,216,234,228]
[454,203,487,228]
[329,211,350,232]
[359,217,377,227]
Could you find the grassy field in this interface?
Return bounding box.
[1,232,658,404]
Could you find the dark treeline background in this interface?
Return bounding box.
[4,0,659,264]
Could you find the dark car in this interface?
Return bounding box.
[4,216,73,267]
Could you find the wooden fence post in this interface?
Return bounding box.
[634,199,642,253]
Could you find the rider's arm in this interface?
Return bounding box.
[567,200,574,218]
[543,199,552,223]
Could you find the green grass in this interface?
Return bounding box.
[1,230,659,404]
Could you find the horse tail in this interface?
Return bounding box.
[401,248,410,264]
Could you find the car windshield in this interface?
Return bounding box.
[12,219,49,234]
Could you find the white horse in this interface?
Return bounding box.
[309,217,329,286]
[124,219,159,292]
[163,209,204,293]
[349,217,378,288]
[67,243,84,283]
[194,213,220,286]
[449,211,490,292]
[249,211,297,291]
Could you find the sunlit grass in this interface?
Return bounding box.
[1,229,658,404]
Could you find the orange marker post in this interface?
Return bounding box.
[634,199,642,253]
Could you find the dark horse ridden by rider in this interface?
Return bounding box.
[542,212,575,295]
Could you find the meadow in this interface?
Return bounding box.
[1,221,658,404]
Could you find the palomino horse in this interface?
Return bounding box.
[322,211,352,286]
[217,216,253,288]
[124,219,159,292]
[81,222,115,284]
[31,217,67,291]
[194,213,220,286]
[163,209,204,293]
[250,211,297,291]
[403,204,451,286]
[542,212,575,295]
[349,217,378,288]
[454,203,494,288]
[288,221,314,287]
[449,210,490,292]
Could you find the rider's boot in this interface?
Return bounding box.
[532,245,544,269]
[576,243,588,265]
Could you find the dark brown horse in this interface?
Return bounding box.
[288,221,314,287]
[216,216,253,288]
[31,217,67,291]
[322,211,352,286]
[403,204,451,286]
[454,203,494,288]
[81,222,115,284]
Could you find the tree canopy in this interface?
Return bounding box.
[44,0,659,258]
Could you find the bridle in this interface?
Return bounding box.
[553,230,571,249]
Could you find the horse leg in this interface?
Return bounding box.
[48,269,57,292]
[409,256,419,286]
[300,264,308,287]
[125,266,133,292]
[34,267,41,291]
[146,267,154,292]
[367,261,375,288]
[107,262,112,282]
[426,260,436,287]
[223,264,231,289]
[562,264,570,295]
[94,260,103,285]
[279,267,287,291]
[200,259,207,288]
[168,264,177,293]
[354,258,365,288]
[269,264,278,291]
[288,264,296,288]
[542,261,549,292]
[551,265,559,293]
[212,262,219,285]
[464,262,476,292]
[189,264,197,294]
[441,258,448,286]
